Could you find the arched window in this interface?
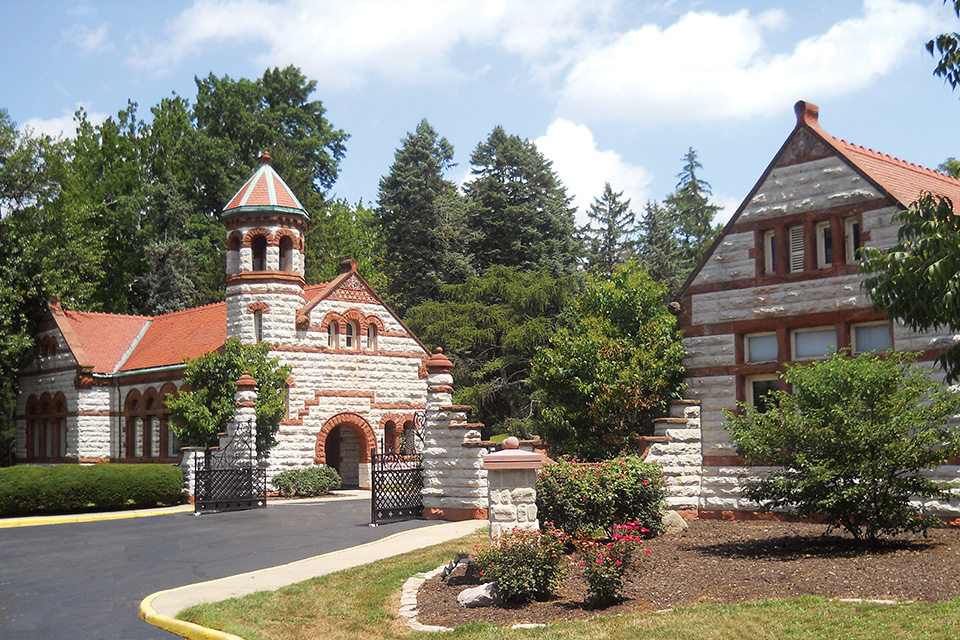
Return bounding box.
[253,310,263,343]
[251,235,268,271]
[345,322,358,350]
[384,421,398,452]
[124,389,170,460]
[227,232,242,274]
[278,235,294,272]
[25,394,67,461]
[366,324,377,351]
[327,322,339,349]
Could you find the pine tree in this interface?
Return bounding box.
[377,119,472,312]
[466,127,580,275]
[635,200,686,295]
[583,182,636,275]
[665,147,722,265]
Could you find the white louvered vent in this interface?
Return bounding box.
[789,226,805,273]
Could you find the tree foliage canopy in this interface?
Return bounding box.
[405,266,581,437]
[582,182,636,276]
[928,1,960,93]
[727,351,960,543]
[860,192,960,381]
[166,338,292,455]
[531,263,685,461]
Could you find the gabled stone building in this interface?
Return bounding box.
[670,100,960,518]
[15,154,429,488]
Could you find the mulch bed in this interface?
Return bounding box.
[415,519,960,628]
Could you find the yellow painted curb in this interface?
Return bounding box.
[138,520,485,639]
[0,504,194,528]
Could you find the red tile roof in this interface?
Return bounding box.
[61,310,149,373]
[119,303,227,372]
[223,152,305,214]
[796,100,960,209]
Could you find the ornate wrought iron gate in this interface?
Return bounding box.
[370,411,425,524]
[194,429,267,513]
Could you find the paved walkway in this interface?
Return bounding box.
[140,519,487,639]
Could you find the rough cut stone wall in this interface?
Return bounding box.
[646,400,703,515]
[487,469,538,538]
[421,350,488,521]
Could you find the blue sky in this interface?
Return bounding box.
[2,0,958,226]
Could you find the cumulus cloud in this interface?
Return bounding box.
[559,0,941,123]
[534,118,652,226]
[23,105,110,139]
[129,0,607,88]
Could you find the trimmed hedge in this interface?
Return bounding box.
[536,455,667,538]
[0,464,184,517]
[272,465,341,497]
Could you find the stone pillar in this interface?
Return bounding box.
[483,436,543,539]
[421,348,489,521]
[645,399,702,518]
[215,371,259,468]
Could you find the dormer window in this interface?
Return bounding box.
[251,235,268,271]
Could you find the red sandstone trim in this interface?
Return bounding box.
[423,507,488,521]
[682,308,888,338]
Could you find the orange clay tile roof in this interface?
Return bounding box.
[62,310,149,373]
[118,303,227,372]
[223,152,305,214]
[61,281,335,374]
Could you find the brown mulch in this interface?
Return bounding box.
[415,519,960,628]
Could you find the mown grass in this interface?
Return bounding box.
[178,530,960,640]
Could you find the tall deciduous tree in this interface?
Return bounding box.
[466,127,580,275]
[305,198,386,292]
[377,119,472,311]
[405,266,581,437]
[583,182,636,276]
[928,1,960,92]
[531,263,685,461]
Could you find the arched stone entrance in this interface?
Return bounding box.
[315,413,376,488]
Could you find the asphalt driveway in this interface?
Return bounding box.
[0,497,435,639]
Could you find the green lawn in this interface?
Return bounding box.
[178,530,960,640]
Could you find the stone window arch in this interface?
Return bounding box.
[124,388,172,460]
[365,316,384,352]
[251,235,268,271]
[320,312,343,349]
[344,321,359,350]
[314,412,377,465]
[277,233,295,272]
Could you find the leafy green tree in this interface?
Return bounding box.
[166,338,292,455]
[531,263,685,461]
[377,119,472,311]
[665,147,722,267]
[927,1,960,92]
[305,198,387,291]
[861,192,960,380]
[405,266,581,437]
[635,200,686,295]
[466,127,580,275]
[583,182,636,276]
[727,351,960,543]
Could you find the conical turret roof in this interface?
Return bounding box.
[223,152,308,219]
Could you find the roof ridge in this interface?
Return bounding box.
[151,300,227,320]
[65,309,150,320]
[832,136,960,185]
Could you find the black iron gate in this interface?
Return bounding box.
[194,426,267,513]
[371,411,425,524]
[370,449,423,524]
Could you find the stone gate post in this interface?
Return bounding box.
[483,436,543,538]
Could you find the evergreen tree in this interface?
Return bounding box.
[465,127,580,275]
[665,147,722,266]
[583,182,636,276]
[377,119,472,311]
[635,200,685,296]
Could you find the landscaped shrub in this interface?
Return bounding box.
[0,464,183,517]
[471,527,566,603]
[580,521,650,607]
[271,465,341,497]
[536,455,666,538]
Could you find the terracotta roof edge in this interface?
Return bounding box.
[48,299,93,370]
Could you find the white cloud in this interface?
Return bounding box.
[534,118,652,226]
[559,0,941,123]
[68,24,111,53]
[129,0,606,88]
[23,105,110,139]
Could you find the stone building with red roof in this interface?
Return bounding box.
[665,101,960,518]
[15,154,429,489]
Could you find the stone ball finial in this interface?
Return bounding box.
[503,436,520,450]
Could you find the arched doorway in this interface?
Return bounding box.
[315,413,376,489]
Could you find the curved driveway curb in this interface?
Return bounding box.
[139,519,486,639]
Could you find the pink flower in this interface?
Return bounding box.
[614,561,622,566]
[597,559,603,565]
[644,549,652,554]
